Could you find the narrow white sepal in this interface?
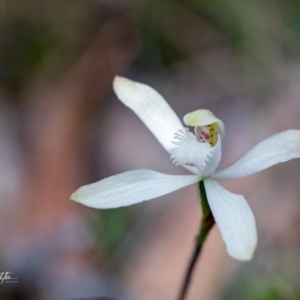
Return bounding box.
[214,130,300,179]
[204,178,257,261]
[113,76,184,153]
[71,170,201,209]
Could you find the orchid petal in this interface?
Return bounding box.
[204,178,257,261]
[71,170,200,209]
[113,76,184,153]
[215,130,300,179]
[202,135,222,176]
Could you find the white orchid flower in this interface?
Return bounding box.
[71,76,300,261]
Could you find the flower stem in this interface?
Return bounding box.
[198,180,215,246]
[176,180,215,300]
[176,239,202,300]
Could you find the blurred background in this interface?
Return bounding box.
[1,0,300,299]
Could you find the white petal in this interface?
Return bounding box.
[215,130,300,179]
[71,170,200,209]
[202,135,222,176]
[204,179,257,261]
[113,76,184,153]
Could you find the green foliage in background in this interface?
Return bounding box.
[0,0,100,98]
[89,208,136,257]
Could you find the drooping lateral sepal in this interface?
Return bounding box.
[204,178,257,261]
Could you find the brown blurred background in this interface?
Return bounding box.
[1,0,300,299]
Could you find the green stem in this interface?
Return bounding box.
[176,180,215,300]
[198,181,215,245]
